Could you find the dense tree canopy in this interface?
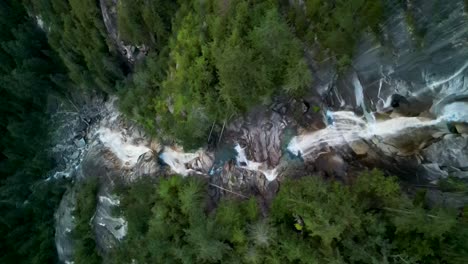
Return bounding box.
[105,171,468,263]
[24,0,124,93]
[281,0,383,69]
[73,178,101,264]
[16,0,384,149]
[2,1,467,263]
[0,1,67,263]
[117,0,180,49]
[120,0,311,149]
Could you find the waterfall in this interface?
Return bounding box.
[234,144,278,181]
[230,110,451,182]
[97,128,150,166]
[95,194,127,241]
[159,148,201,176]
[88,65,467,185]
[353,74,375,123]
[288,111,447,158]
[288,111,366,157]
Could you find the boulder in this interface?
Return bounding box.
[418,163,449,182]
[74,138,86,148]
[349,140,369,156]
[315,153,348,180]
[452,170,468,179]
[425,189,468,209]
[70,151,80,160]
[422,135,468,169]
[133,151,161,179]
[455,123,468,134]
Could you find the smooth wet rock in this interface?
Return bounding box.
[455,123,468,134]
[425,189,468,209]
[431,131,446,138]
[94,191,127,252]
[384,94,433,117]
[74,138,86,148]
[134,151,161,179]
[226,109,285,168]
[422,136,468,168]
[452,170,468,179]
[349,140,369,156]
[55,188,76,264]
[315,152,348,180]
[418,163,449,181]
[70,151,79,160]
[326,0,468,121]
[81,148,129,253]
[432,96,468,121]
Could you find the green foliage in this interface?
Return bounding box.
[312,105,321,113]
[121,0,311,149]
[272,170,467,263]
[110,176,262,263]
[438,176,468,193]
[2,1,465,262]
[282,0,383,67]
[117,0,179,49]
[73,178,101,264]
[24,0,124,93]
[272,174,362,253]
[0,1,67,263]
[110,171,468,263]
[118,51,169,132]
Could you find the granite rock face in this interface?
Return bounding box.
[422,135,468,170]
[321,0,468,118]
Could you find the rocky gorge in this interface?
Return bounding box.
[43,0,468,262]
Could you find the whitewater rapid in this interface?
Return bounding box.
[94,101,466,184]
[287,111,447,157]
[235,144,278,181]
[98,128,150,166]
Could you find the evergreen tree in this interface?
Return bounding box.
[109,172,468,263]
[24,0,124,93]
[0,1,67,263]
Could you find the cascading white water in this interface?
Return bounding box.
[145,70,467,183]
[97,128,151,166]
[234,144,277,181]
[235,110,453,182]
[89,57,468,184]
[287,110,451,159]
[159,148,202,176]
[288,111,368,157]
[353,74,375,123]
[96,194,127,240]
